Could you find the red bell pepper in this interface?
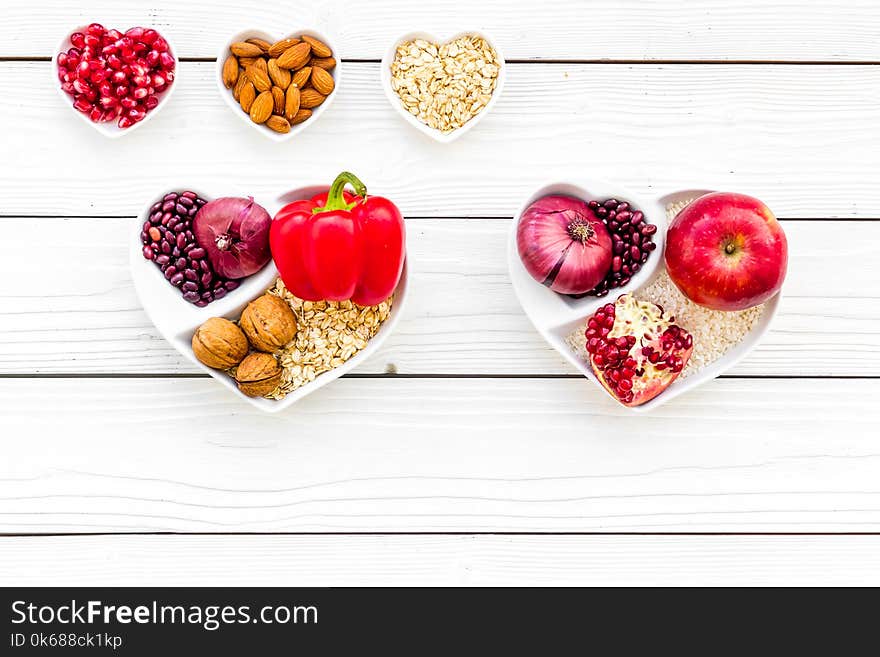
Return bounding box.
[270,171,406,306]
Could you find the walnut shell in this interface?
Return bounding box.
[235,352,283,397]
[240,294,297,352]
[192,318,249,370]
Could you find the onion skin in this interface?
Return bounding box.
[193,197,272,279]
[517,195,612,294]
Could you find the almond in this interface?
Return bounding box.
[267,58,291,89]
[291,66,311,89]
[230,42,263,58]
[272,86,285,114]
[238,56,258,69]
[291,108,312,125]
[266,115,291,133]
[232,72,248,101]
[284,85,301,121]
[310,67,335,95]
[246,64,271,93]
[222,55,239,88]
[299,88,326,109]
[249,91,274,124]
[302,35,333,58]
[310,56,336,71]
[268,37,301,58]
[239,81,256,113]
[245,37,272,53]
[254,57,268,74]
[277,42,311,70]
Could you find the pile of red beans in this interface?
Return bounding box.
[140,192,239,307]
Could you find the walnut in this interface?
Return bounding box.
[235,352,283,397]
[240,293,297,352]
[192,317,249,370]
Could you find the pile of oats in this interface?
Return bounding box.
[390,35,500,133]
[264,278,393,399]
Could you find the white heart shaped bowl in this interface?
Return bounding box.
[53,26,179,138]
[508,180,781,413]
[216,29,341,143]
[131,185,408,413]
[380,30,506,144]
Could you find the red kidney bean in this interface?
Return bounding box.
[170,273,184,286]
[183,291,201,303]
[224,281,239,291]
[141,245,153,260]
[155,254,170,266]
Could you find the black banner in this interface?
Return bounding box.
[0,587,869,653]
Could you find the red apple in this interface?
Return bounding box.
[664,192,788,311]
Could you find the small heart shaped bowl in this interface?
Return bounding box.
[380,30,506,143]
[216,29,341,143]
[131,186,408,413]
[53,26,179,138]
[508,179,781,412]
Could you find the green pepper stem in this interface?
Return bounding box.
[316,171,368,213]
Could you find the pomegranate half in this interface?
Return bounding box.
[584,294,694,407]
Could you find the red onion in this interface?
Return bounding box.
[517,195,612,294]
[193,196,272,279]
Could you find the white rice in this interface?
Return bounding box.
[566,200,765,378]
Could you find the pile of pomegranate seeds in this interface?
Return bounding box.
[56,23,175,129]
[584,198,657,297]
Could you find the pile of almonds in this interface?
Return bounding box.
[221,34,336,133]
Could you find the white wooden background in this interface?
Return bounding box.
[1,0,879,586]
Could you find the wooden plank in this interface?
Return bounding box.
[2,534,880,586]
[2,62,879,218]
[0,217,876,376]
[0,377,877,533]
[2,0,878,61]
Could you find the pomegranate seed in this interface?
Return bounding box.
[72,97,92,113]
[145,95,159,109]
[118,116,134,129]
[84,34,100,48]
[87,23,105,37]
[76,60,90,78]
[153,37,168,52]
[70,32,86,48]
[159,52,175,69]
[152,73,166,88]
[120,97,138,109]
[141,29,158,45]
[106,29,122,41]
